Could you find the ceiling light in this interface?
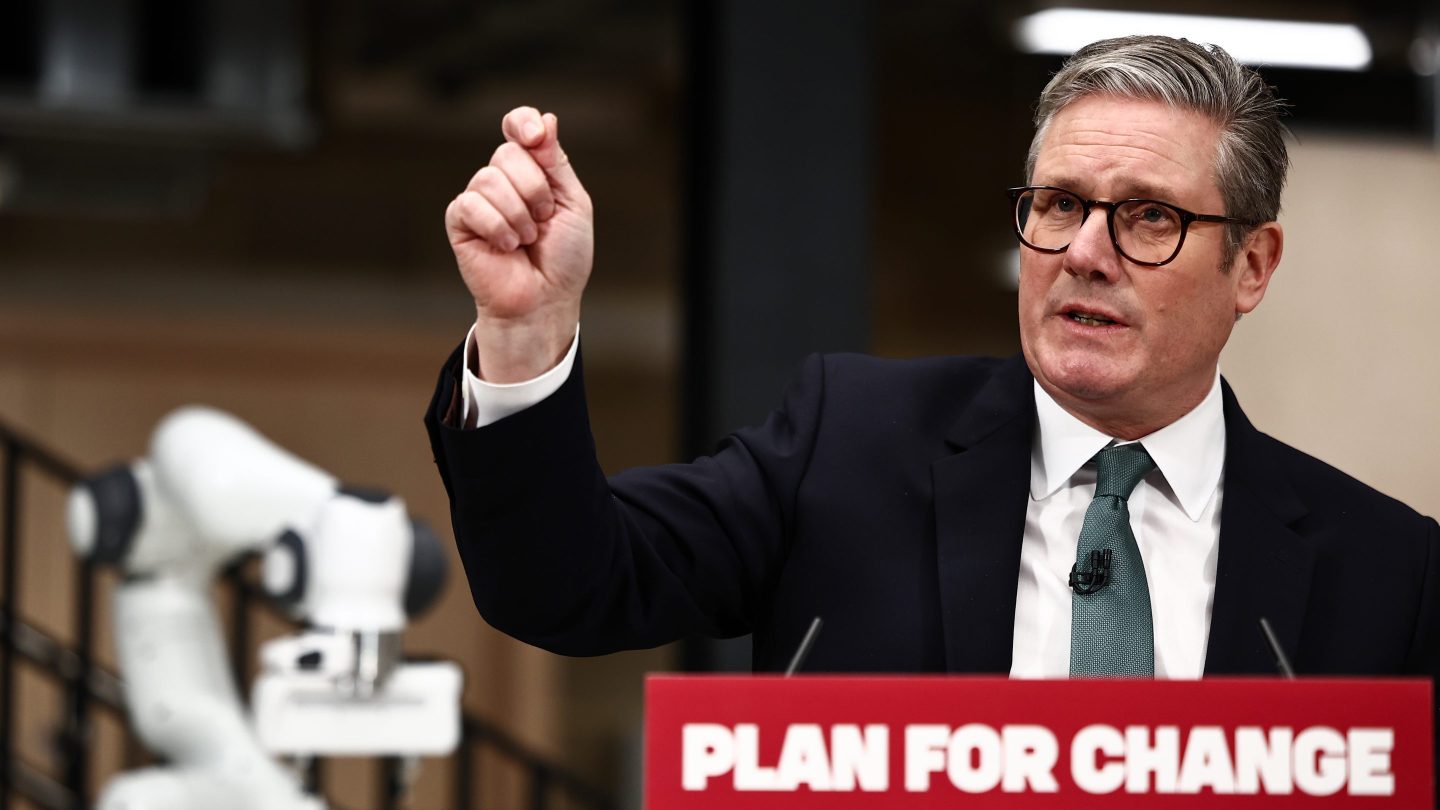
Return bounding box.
[1014,10,1372,71]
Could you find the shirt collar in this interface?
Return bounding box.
[1030,373,1226,521]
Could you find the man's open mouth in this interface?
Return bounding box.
[1066,310,1120,327]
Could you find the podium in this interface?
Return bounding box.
[645,676,1433,808]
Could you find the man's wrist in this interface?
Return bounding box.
[461,323,580,429]
[470,305,579,383]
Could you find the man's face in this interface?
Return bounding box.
[1018,95,1269,432]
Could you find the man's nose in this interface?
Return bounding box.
[1062,206,1124,282]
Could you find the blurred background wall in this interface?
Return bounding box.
[0,0,1436,808]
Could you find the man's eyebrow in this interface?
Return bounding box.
[1034,175,1086,193]
[1032,177,1183,202]
[1119,180,1183,201]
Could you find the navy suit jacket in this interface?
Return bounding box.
[426,348,1440,687]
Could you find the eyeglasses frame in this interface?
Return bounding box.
[1007,185,1259,267]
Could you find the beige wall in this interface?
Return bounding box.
[1222,133,1440,518]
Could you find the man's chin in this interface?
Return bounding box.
[1029,354,1136,404]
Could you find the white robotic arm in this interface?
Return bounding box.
[68,407,337,585]
[66,406,457,810]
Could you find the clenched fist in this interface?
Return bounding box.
[445,107,594,383]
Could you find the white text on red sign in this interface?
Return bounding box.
[681,722,1396,796]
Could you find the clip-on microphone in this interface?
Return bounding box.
[1069,548,1113,594]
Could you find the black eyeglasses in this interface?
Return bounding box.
[1008,186,1257,267]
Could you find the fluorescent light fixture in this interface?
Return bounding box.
[1015,9,1372,71]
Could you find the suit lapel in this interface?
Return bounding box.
[1204,381,1315,675]
[933,356,1036,673]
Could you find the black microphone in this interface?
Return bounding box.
[1258,616,1297,679]
[1069,549,1112,594]
[784,616,824,676]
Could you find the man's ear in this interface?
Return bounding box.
[1234,221,1283,316]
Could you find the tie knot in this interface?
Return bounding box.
[1093,443,1156,500]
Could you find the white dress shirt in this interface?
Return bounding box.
[459,328,1225,679]
[1011,377,1225,680]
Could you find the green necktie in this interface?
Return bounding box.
[1069,443,1157,677]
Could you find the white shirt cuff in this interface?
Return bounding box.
[460,324,580,429]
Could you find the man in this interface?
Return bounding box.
[426,37,1439,686]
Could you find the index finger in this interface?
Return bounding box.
[501,106,546,149]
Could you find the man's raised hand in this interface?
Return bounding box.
[445,107,593,383]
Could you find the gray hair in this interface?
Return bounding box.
[1026,35,1290,264]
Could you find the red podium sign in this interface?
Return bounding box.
[645,676,1433,808]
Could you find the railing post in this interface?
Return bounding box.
[378,756,400,810]
[529,763,551,810]
[2,440,22,810]
[63,558,97,803]
[453,736,475,810]
[452,737,469,807]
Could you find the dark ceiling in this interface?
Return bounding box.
[0,1,1432,224]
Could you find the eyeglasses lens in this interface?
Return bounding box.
[1014,189,1184,264]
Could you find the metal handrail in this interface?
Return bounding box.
[0,417,613,810]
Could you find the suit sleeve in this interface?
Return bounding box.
[424,344,829,655]
[1402,517,1440,798]
[1405,519,1440,673]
